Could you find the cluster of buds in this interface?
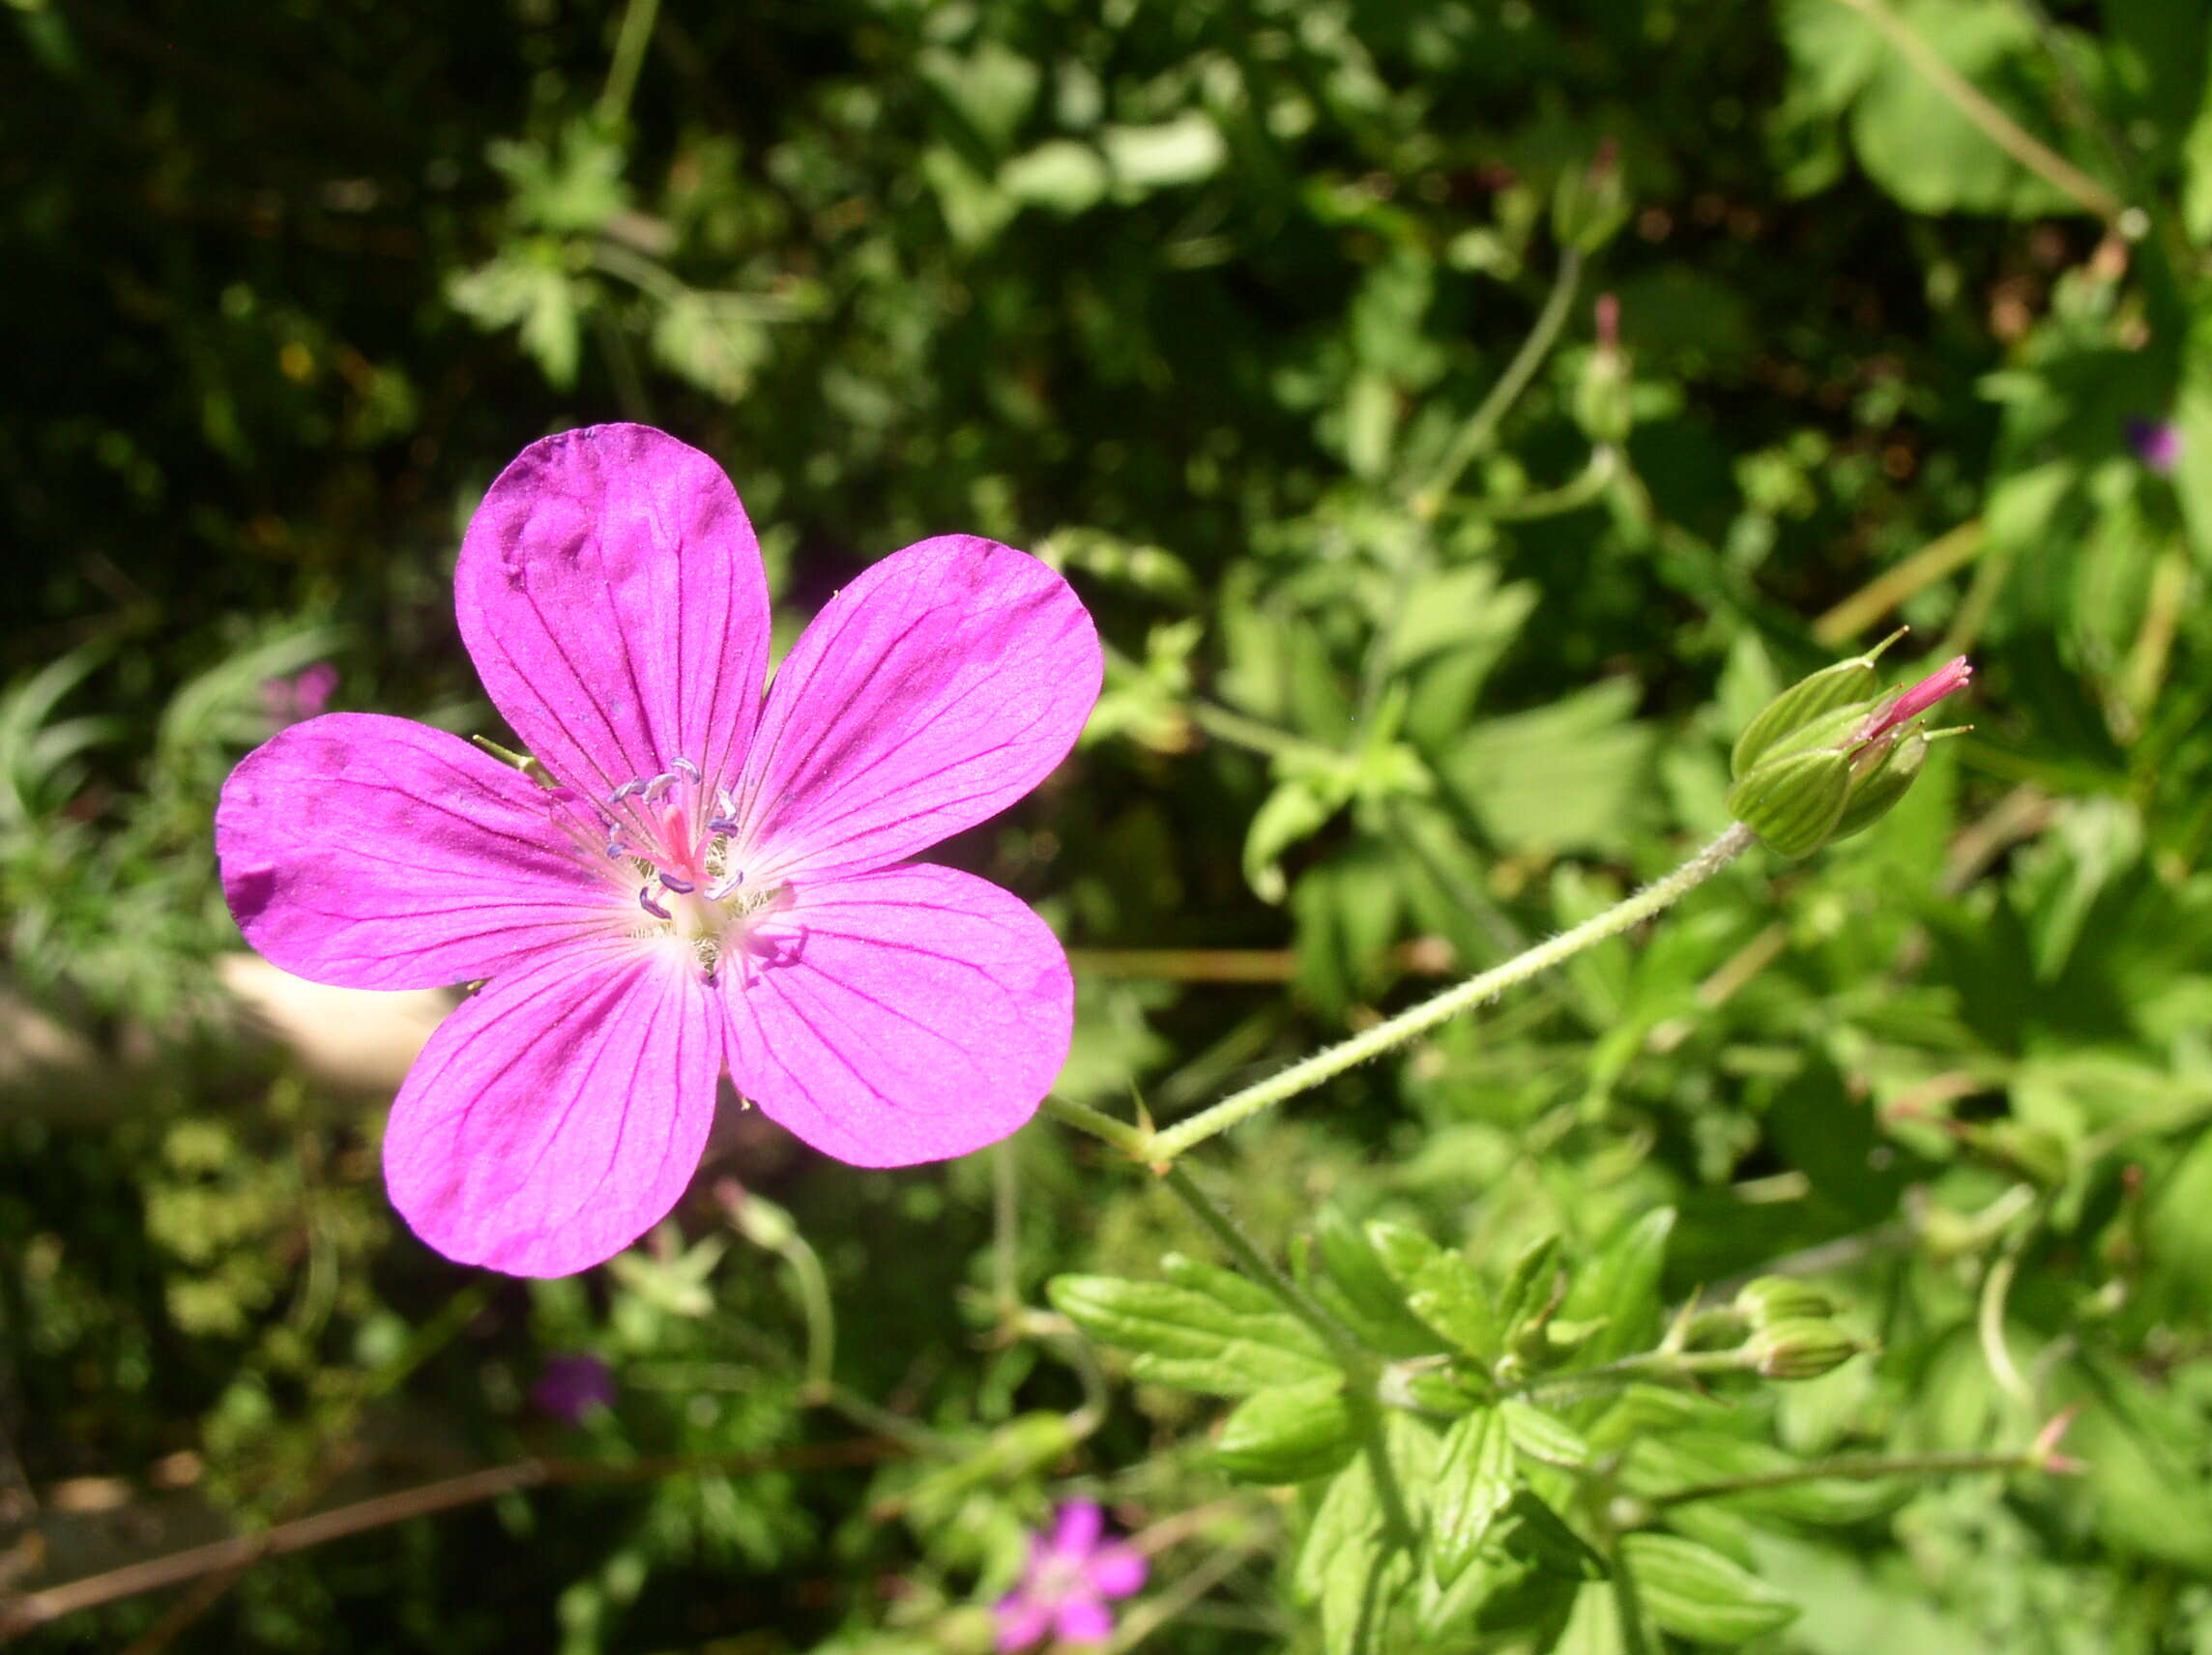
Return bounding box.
[1727,629,1973,858]
[1729,1276,1866,1380]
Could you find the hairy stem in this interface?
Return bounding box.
[1144,825,1756,1161]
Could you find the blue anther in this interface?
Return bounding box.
[638,886,672,920]
[608,778,644,804]
[707,870,745,902]
[657,873,697,894]
[671,757,701,783]
[706,816,740,836]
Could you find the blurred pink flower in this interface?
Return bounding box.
[263,663,337,730]
[995,1502,1146,1651]
[533,1352,614,1424]
[217,424,1100,1276]
[2127,417,2179,477]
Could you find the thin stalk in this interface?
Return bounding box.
[1040,1093,1153,1160]
[992,1139,1020,1320]
[1811,519,1986,646]
[596,0,661,127]
[1157,1164,1417,1551]
[1187,697,1338,763]
[1145,825,1755,1161]
[1651,1444,2060,1508]
[1415,247,1585,514]
[1827,0,2124,224]
[0,1439,895,1637]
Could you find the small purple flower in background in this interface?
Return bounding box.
[2127,417,2180,477]
[217,424,1101,1276]
[533,1352,614,1425]
[263,663,338,731]
[995,1501,1146,1651]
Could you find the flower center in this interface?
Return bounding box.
[569,758,787,979]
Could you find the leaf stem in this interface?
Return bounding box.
[596,0,661,127]
[1155,1163,1417,1551]
[1826,0,2125,225]
[1650,1443,2061,1508]
[1414,246,1586,515]
[1143,825,1756,1161]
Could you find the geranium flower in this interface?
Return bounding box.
[994,1501,1146,1651]
[218,424,1099,1275]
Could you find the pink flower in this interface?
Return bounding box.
[2127,417,2180,477]
[1856,654,1972,745]
[263,663,338,730]
[217,424,1100,1276]
[995,1502,1146,1650]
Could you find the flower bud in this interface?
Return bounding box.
[1574,296,1633,447]
[1732,1276,1836,1326]
[1552,141,1629,255]
[1727,642,1972,859]
[1731,627,1907,777]
[1743,1318,1864,1380]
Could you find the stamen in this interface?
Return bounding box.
[671,757,701,783]
[608,779,645,804]
[707,870,744,901]
[642,770,679,802]
[706,816,740,836]
[604,838,626,860]
[658,873,696,894]
[638,886,672,920]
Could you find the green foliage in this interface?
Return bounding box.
[10,0,2212,1649]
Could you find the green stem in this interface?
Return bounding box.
[1039,1092,1153,1160]
[776,1230,837,1406]
[1157,1164,1417,1551]
[1454,444,1619,522]
[596,0,661,127]
[1145,825,1756,1161]
[1415,246,1585,514]
[1826,0,2124,224]
[1651,1445,2054,1508]
[1188,697,1339,763]
[992,1139,1020,1320]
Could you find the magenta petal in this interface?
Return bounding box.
[218,713,625,990]
[730,536,1100,882]
[718,863,1072,1167]
[993,1596,1053,1653]
[384,942,719,1276]
[1087,1545,1148,1599]
[1053,1600,1116,1644]
[454,424,771,798]
[1050,1500,1105,1556]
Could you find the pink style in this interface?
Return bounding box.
[217,423,1102,1277]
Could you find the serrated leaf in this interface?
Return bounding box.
[1561,1207,1674,1365]
[1295,1458,1382,1607]
[1312,1206,1443,1358]
[1499,1489,1607,1580]
[1499,1234,1564,1340]
[1432,1408,1517,1587]
[1624,1433,1905,1526]
[1622,1533,1798,1644]
[1047,1274,1335,1394]
[1500,1400,1592,1470]
[1367,1221,1500,1358]
[1216,1376,1356,1484]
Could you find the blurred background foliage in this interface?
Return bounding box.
[7,0,2212,1648]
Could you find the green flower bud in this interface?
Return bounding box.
[1744,1318,1864,1380]
[1732,1276,1837,1326]
[1725,746,1851,859]
[1728,644,1973,859]
[1731,627,1907,778]
[1552,142,1629,254]
[1574,295,1633,446]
